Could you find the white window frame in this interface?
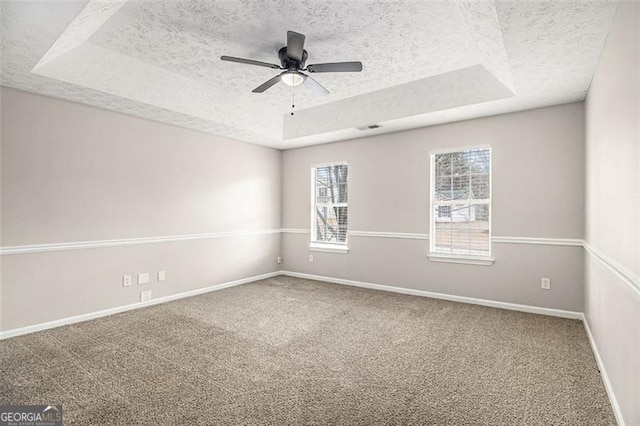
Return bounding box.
[310,161,349,253]
[428,146,494,266]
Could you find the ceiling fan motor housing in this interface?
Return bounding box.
[278,47,308,70]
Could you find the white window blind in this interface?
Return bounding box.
[312,164,348,245]
[430,148,491,257]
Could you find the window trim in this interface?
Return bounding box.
[429,146,494,265]
[308,243,350,254]
[310,161,349,252]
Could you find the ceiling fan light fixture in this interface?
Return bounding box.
[280,71,306,87]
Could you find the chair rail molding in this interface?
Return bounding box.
[0,229,282,255]
[583,241,640,298]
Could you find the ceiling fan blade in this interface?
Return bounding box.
[307,62,363,73]
[220,55,281,69]
[303,75,329,96]
[252,75,281,93]
[286,30,306,62]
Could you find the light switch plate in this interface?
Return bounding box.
[541,277,551,290]
[138,272,150,284]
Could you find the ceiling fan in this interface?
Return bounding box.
[220,30,363,96]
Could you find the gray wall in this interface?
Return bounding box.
[282,103,586,312]
[584,2,640,424]
[0,87,282,331]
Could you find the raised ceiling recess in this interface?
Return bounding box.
[1,0,618,149]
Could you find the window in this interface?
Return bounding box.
[430,147,492,264]
[437,205,451,218]
[311,163,348,252]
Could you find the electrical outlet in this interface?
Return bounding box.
[309,254,314,263]
[138,272,150,285]
[140,290,152,302]
[158,271,166,282]
[541,277,551,290]
[123,275,132,287]
[277,256,282,264]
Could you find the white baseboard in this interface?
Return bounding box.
[280,271,583,319]
[582,316,625,426]
[0,271,280,340]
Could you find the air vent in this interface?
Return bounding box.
[356,124,382,131]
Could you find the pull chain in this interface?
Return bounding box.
[291,85,295,116]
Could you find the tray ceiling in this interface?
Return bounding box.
[1,1,618,149]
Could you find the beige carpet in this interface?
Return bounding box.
[0,276,615,425]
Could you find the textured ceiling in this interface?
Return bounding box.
[1,1,618,149]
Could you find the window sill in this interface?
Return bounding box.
[309,244,350,254]
[427,253,494,266]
